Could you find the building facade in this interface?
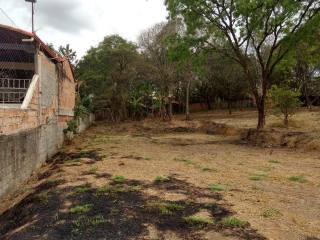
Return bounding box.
[0,24,76,198]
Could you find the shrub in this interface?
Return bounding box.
[269,85,301,126]
[63,119,78,134]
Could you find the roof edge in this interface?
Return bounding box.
[0,24,64,63]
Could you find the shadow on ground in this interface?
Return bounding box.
[0,156,266,240]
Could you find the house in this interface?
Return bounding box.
[0,24,76,198]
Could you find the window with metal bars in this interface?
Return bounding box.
[0,27,35,105]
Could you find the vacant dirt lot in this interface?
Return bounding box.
[0,110,319,240]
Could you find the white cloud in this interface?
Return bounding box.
[0,0,168,57]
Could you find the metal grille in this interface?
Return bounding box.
[0,78,31,103]
[0,26,35,105]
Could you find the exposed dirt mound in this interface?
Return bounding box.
[199,121,243,136]
[243,128,320,150]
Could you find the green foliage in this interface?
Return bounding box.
[165,0,320,128]
[58,44,78,67]
[63,120,78,134]
[76,35,139,121]
[269,85,301,126]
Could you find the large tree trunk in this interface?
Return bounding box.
[256,95,266,130]
[186,78,191,121]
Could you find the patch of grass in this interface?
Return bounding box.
[269,160,280,164]
[154,176,170,183]
[73,215,109,232]
[73,186,92,195]
[174,158,194,165]
[145,202,184,215]
[183,216,214,226]
[249,175,263,181]
[70,204,93,214]
[288,175,307,183]
[97,184,138,194]
[249,171,268,181]
[220,216,248,228]
[255,171,268,176]
[113,175,126,184]
[127,185,142,192]
[262,208,282,218]
[96,185,111,194]
[110,207,120,216]
[88,166,98,174]
[144,157,152,161]
[36,191,49,204]
[202,167,215,172]
[209,184,226,192]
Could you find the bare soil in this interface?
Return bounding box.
[0,110,319,240]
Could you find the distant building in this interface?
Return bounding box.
[0,24,76,198]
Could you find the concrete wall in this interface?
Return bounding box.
[0,128,40,198]
[78,114,95,133]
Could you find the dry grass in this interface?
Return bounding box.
[0,109,319,240]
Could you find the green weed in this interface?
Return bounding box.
[154,176,170,183]
[36,192,49,204]
[209,184,226,192]
[202,167,215,172]
[220,216,248,227]
[73,186,92,195]
[73,215,109,231]
[288,175,307,183]
[113,175,126,184]
[269,160,280,164]
[70,204,93,214]
[174,158,194,165]
[89,166,98,174]
[145,202,184,215]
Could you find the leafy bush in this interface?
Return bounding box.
[269,85,301,126]
[63,120,78,134]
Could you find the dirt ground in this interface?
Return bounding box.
[0,110,319,240]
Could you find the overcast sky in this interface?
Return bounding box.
[0,0,168,58]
